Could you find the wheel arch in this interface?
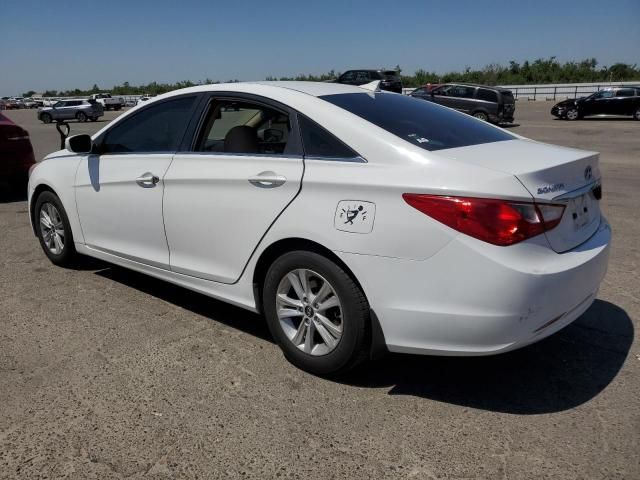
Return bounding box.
[29,183,59,236]
[471,108,490,117]
[252,237,365,312]
[251,237,388,359]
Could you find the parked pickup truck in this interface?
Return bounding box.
[89,93,124,111]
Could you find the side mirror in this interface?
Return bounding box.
[65,134,93,154]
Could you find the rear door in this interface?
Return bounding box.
[610,88,635,115]
[163,95,304,283]
[447,85,477,113]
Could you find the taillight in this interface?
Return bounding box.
[403,194,565,246]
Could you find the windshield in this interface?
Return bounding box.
[320,92,514,152]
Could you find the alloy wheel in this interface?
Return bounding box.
[39,203,65,254]
[276,269,343,356]
[566,108,579,120]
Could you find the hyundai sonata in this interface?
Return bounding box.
[28,81,610,375]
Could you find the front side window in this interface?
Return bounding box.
[320,92,514,152]
[355,71,370,83]
[298,115,359,159]
[593,90,614,99]
[196,100,292,155]
[101,96,196,153]
[340,71,356,82]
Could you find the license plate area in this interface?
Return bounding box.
[569,193,593,231]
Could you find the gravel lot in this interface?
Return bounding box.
[1,103,638,479]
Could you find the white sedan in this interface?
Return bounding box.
[28,81,610,375]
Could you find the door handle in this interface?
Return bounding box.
[136,172,160,188]
[248,171,286,188]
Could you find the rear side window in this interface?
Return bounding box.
[101,96,196,153]
[477,89,499,103]
[320,92,514,152]
[615,89,635,97]
[298,115,359,159]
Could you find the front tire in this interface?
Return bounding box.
[472,111,489,122]
[263,251,370,375]
[634,107,640,121]
[76,112,87,122]
[566,108,580,120]
[34,191,79,267]
[41,113,52,124]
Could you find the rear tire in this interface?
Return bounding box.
[41,113,52,124]
[262,251,371,376]
[634,107,640,121]
[34,191,79,267]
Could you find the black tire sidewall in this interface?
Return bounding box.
[41,113,52,124]
[34,191,76,266]
[77,112,87,122]
[263,251,369,375]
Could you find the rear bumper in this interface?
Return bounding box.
[336,217,611,356]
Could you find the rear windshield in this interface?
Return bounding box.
[320,92,514,152]
[382,70,399,78]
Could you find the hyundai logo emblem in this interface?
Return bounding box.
[584,166,593,181]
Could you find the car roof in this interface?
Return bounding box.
[167,81,374,98]
[443,83,512,92]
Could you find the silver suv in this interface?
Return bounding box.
[37,99,104,124]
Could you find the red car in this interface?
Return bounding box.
[0,112,35,194]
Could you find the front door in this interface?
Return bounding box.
[163,96,304,283]
[75,95,199,268]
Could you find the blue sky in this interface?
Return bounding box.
[2,0,638,95]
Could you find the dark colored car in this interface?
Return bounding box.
[0,112,36,193]
[551,87,640,120]
[336,69,403,93]
[411,83,516,124]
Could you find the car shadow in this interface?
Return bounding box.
[95,265,272,341]
[552,117,634,122]
[581,117,634,122]
[342,299,633,414]
[500,123,520,128]
[0,188,27,203]
[93,266,632,414]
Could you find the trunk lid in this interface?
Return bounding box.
[435,139,602,252]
